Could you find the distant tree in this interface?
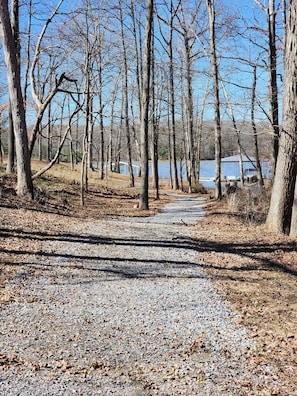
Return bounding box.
[0,0,33,197]
[266,0,297,235]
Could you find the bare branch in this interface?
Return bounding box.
[30,0,64,108]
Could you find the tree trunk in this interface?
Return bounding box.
[169,0,179,190]
[119,0,134,188]
[268,0,280,174]
[207,0,222,200]
[6,102,15,173]
[150,38,159,199]
[290,177,297,237]
[266,0,297,235]
[139,0,153,210]
[0,0,33,197]
[98,63,105,180]
[251,65,264,186]
[184,35,195,193]
[220,79,245,186]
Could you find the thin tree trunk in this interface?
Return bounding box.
[251,65,264,186]
[109,77,119,172]
[268,0,280,174]
[139,0,153,210]
[119,0,134,187]
[184,35,195,193]
[97,32,105,180]
[32,102,82,179]
[207,0,222,200]
[169,0,179,190]
[150,37,159,198]
[220,79,245,186]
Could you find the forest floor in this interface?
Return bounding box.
[0,160,297,393]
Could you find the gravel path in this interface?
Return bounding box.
[0,195,280,395]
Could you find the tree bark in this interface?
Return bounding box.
[6,0,19,174]
[0,0,33,197]
[207,0,222,200]
[184,34,195,193]
[6,102,15,173]
[169,0,179,190]
[266,0,297,235]
[268,0,280,174]
[139,0,153,210]
[251,65,264,186]
[119,0,134,188]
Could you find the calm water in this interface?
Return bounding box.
[120,160,272,188]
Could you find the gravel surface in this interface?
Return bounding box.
[0,195,280,395]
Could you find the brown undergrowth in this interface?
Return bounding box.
[195,199,297,393]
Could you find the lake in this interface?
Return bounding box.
[119,160,272,188]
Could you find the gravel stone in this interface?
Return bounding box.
[0,195,280,395]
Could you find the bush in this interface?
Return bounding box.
[226,186,270,224]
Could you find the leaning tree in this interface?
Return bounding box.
[0,0,33,197]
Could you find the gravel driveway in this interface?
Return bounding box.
[0,195,279,395]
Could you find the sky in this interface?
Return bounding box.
[0,0,285,127]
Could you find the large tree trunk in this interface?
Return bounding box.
[266,0,297,235]
[139,0,153,210]
[0,0,33,197]
[6,0,18,174]
[290,178,297,237]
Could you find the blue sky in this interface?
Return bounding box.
[0,0,284,128]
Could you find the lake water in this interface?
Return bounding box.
[119,160,272,188]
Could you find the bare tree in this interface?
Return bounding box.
[157,0,181,190]
[266,0,297,235]
[254,0,280,174]
[139,0,154,210]
[0,0,33,197]
[251,65,264,186]
[5,0,19,174]
[175,2,203,193]
[118,0,134,187]
[28,0,68,157]
[206,0,222,199]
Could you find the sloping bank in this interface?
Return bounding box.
[0,195,280,395]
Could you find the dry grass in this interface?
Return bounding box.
[195,199,297,393]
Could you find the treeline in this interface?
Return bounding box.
[0,0,296,236]
[0,119,272,165]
